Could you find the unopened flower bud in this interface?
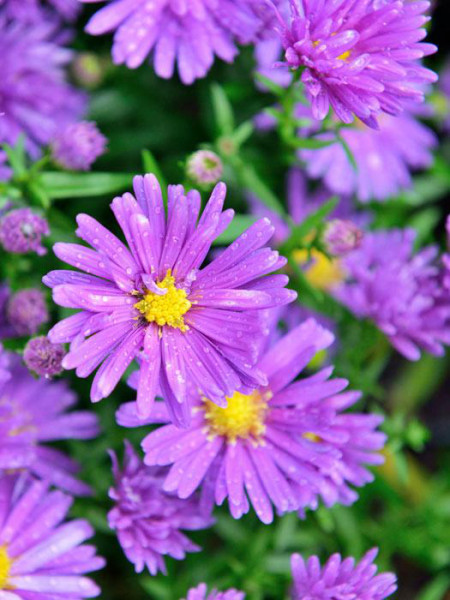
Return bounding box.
[6,288,49,336]
[52,121,107,171]
[186,150,223,186]
[24,336,66,377]
[72,53,105,89]
[323,219,363,256]
[0,208,49,256]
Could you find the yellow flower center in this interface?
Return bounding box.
[337,49,351,61]
[313,39,351,61]
[0,546,11,589]
[134,269,191,331]
[293,248,344,291]
[203,390,269,444]
[303,432,321,443]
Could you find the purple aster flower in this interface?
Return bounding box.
[44,173,296,426]
[300,110,437,202]
[118,319,386,524]
[323,219,363,257]
[182,584,245,600]
[0,474,105,598]
[0,208,49,256]
[334,228,450,361]
[273,0,437,128]
[23,335,66,377]
[0,350,100,495]
[108,442,213,575]
[0,0,81,22]
[186,150,223,187]
[52,121,107,171]
[0,16,86,159]
[3,288,49,337]
[290,548,397,600]
[80,0,271,84]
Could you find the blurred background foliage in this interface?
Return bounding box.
[1,1,450,599]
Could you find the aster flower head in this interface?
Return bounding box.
[0,208,49,256]
[0,16,86,158]
[44,173,296,427]
[24,335,66,377]
[0,474,105,598]
[274,0,437,128]
[0,350,99,495]
[118,319,386,524]
[323,219,363,256]
[80,0,270,84]
[186,150,223,187]
[291,548,397,600]
[52,121,107,171]
[108,442,213,575]
[182,584,245,600]
[334,229,450,360]
[4,288,49,337]
[300,110,437,202]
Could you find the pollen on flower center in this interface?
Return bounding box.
[0,545,11,589]
[203,390,269,444]
[134,269,191,331]
[293,248,345,291]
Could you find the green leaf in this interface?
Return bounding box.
[336,132,358,170]
[211,84,235,136]
[2,136,27,177]
[254,73,286,97]
[141,149,166,186]
[141,149,167,204]
[213,214,258,245]
[290,136,337,150]
[28,179,50,209]
[408,207,441,247]
[417,574,450,600]
[40,171,134,199]
[234,159,285,216]
[281,195,339,252]
[230,121,254,148]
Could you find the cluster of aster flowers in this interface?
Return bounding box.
[117,318,385,523]
[179,548,397,599]
[0,0,445,592]
[45,174,296,426]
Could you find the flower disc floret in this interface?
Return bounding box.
[135,269,191,330]
[0,546,11,589]
[203,390,269,444]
